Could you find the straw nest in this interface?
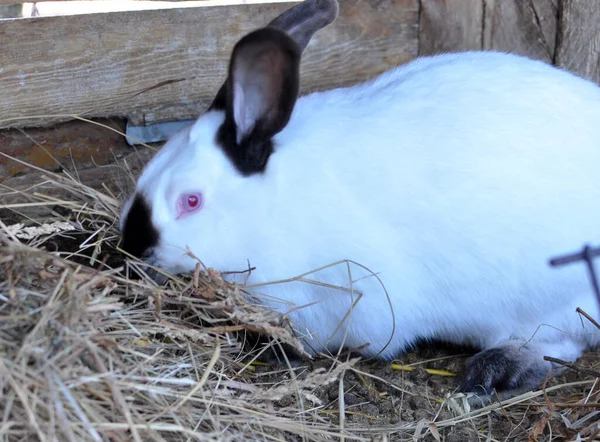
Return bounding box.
[1,146,600,442]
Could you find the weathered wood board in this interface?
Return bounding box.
[0,118,130,179]
[419,0,483,55]
[0,0,418,129]
[0,0,212,3]
[556,0,600,84]
[483,0,558,62]
[419,0,559,63]
[420,0,599,83]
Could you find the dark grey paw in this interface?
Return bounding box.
[244,331,308,367]
[262,341,307,367]
[459,346,549,395]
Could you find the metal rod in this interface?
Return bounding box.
[549,244,600,313]
[549,244,600,266]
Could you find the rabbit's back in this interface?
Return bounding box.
[254,51,600,359]
[277,51,600,236]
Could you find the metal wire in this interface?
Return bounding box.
[549,244,600,311]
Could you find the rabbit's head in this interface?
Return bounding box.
[120,0,338,275]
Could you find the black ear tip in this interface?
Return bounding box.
[233,27,302,58]
[315,0,340,20]
[217,25,302,177]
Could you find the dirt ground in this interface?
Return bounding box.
[33,229,600,441]
[256,347,600,441]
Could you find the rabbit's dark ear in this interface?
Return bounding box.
[208,0,338,112]
[216,28,300,175]
[266,0,339,51]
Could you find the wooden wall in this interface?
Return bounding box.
[0,0,598,132]
[0,0,598,184]
[420,0,600,84]
[0,0,418,130]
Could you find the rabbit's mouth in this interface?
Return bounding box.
[121,252,170,285]
[145,268,169,285]
[141,253,174,285]
[136,251,200,285]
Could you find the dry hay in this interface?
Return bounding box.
[1,144,600,441]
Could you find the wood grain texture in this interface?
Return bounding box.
[0,0,212,3]
[556,0,600,83]
[419,0,559,61]
[0,0,88,2]
[0,118,130,181]
[483,0,558,62]
[419,0,483,55]
[0,0,418,129]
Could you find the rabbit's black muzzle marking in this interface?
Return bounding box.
[121,194,159,260]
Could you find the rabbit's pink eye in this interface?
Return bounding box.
[187,195,199,208]
[178,192,203,217]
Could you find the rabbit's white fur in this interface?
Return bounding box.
[124,51,600,392]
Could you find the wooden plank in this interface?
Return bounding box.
[0,0,212,3]
[0,118,130,181]
[419,0,484,55]
[556,0,600,83]
[483,0,558,63]
[0,0,418,130]
[14,1,248,17]
[0,0,89,2]
[418,0,558,61]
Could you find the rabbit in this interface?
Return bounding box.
[120,0,600,398]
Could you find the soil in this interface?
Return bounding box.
[257,346,600,441]
[19,229,600,441]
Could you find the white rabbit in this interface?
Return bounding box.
[120,0,600,396]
